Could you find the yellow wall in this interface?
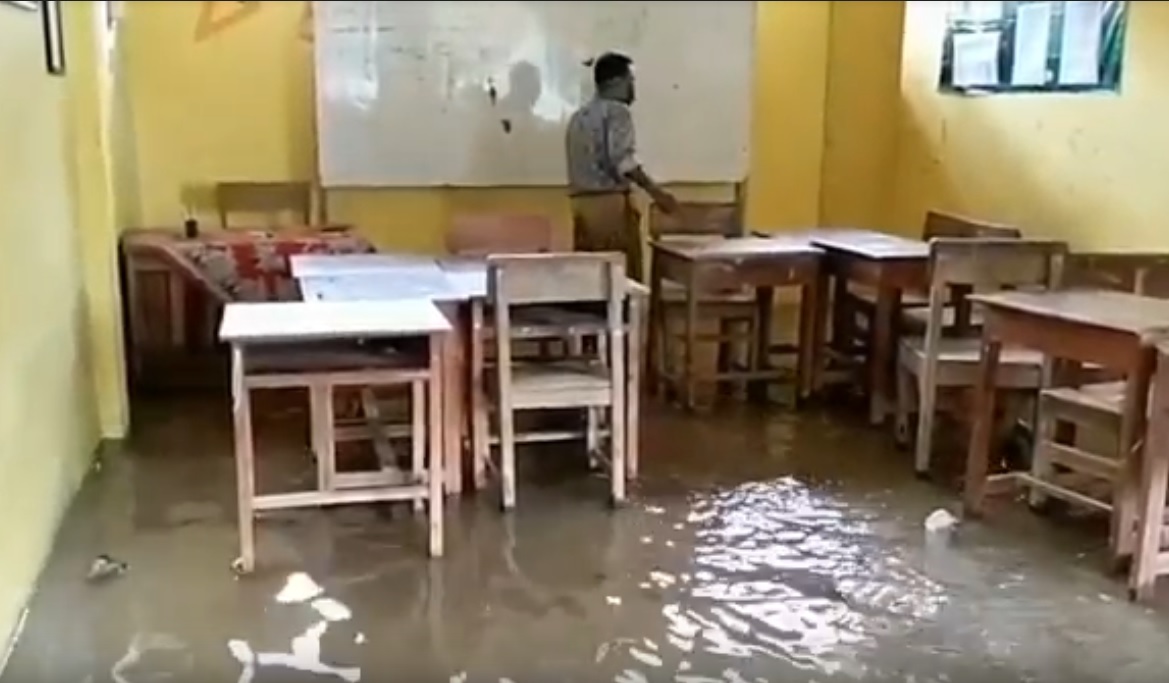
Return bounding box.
[895,1,1169,248]
[0,1,107,653]
[120,1,903,245]
[821,1,906,232]
[68,2,130,440]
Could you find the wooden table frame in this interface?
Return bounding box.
[815,242,928,425]
[1134,341,1169,600]
[646,237,825,410]
[298,261,646,496]
[466,287,646,490]
[220,301,452,572]
[963,290,1169,600]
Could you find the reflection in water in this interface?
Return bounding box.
[7,399,1169,683]
[650,478,947,679]
[228,573,361,682]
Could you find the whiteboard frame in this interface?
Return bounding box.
[311,1,757,189]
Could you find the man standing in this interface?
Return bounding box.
[565,52,677,281]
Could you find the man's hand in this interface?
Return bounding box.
[653,189,680,214]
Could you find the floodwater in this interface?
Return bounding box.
[4,394,1169,682]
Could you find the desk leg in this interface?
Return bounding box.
[869,286,901,425]
[964,334,1002,517]
[683,270,699,410]
[168,270,187,350]
[627,294,642,480]
[1131,355,1169,601]
[646,258,663,396]
[428,332,446,558]
[470,300,489,490]
[796,277,822,405]
[230,345,256,574]
[830,273,851,355]
[440,306,464,496]
[749,286,775,404]
[1112,349,1155,566]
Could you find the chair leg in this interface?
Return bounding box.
[895,366,914,449]
[427,342,445,558]
[309,384,335,492]
[586,408,600,470]
[913,377,938,475]
[411,380,425,513]
[610,402,626,506]
[1028,405,1057,509]
[499,404,517,511]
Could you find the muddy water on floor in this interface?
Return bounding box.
[4,397,1169,682]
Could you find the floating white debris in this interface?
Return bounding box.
[311,598,352,622]
[276,572,324,604]
[924,508,959,547]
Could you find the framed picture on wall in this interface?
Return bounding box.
[0,1,38,11]
[42,0,64,76]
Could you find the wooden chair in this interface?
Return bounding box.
[845,211,1022,343]
[895,238,1066,475]
[446,213,558,255]
[447,212,583,360]
[488,253,627,510]
[215,181,315,229]
[648,201,757,394]
[1027,253,1169,518]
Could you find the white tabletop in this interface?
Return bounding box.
[293,254,645,303]
[299,260,489,303]
[219,300,451,344]
[290,252,440,279]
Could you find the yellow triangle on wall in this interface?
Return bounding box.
[194,0,263,42]
[298,2,313,44]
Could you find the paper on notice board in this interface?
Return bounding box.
[1058,0,1104,85]
[1010,1,1053,86]
[952,31,1001,87]
[954,1,1005,22]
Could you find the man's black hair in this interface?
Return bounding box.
[593,52,633,87]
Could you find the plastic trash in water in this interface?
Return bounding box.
[86,554,128,583]
[924,508,960,546]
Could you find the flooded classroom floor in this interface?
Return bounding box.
[4,392,1169,683]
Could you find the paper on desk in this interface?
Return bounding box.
[952,31,1001,87]
[1010,1,1053,86]
[1058,0,1104,85]
[301,272,458,302]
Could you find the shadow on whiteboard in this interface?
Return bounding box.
[459,61,566,186]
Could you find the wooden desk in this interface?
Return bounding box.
[1136,339,1169,600]
[297,258,646,493]
[219,300,452,571]
[809,230,930,425]
[647,236,824,409]
[120,226,369,387]
[964,290,1169,599]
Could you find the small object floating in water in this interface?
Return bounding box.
[86,554,128,583]
[924,508,959,545]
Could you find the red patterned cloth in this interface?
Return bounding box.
[124,226,375,302]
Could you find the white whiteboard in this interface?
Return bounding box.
[312,1,756,187]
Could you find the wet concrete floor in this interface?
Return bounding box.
[4,392,1169,682]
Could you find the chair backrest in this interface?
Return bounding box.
[488,252,625,307]
[215,181,314,228]
[917,239,1066,375]
[928,238,1065,291]
[923,210,1021,240]
[489,253,626,392]
[1064,252,1169,298]
[446,213,557,256]
[648,201,741,238]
